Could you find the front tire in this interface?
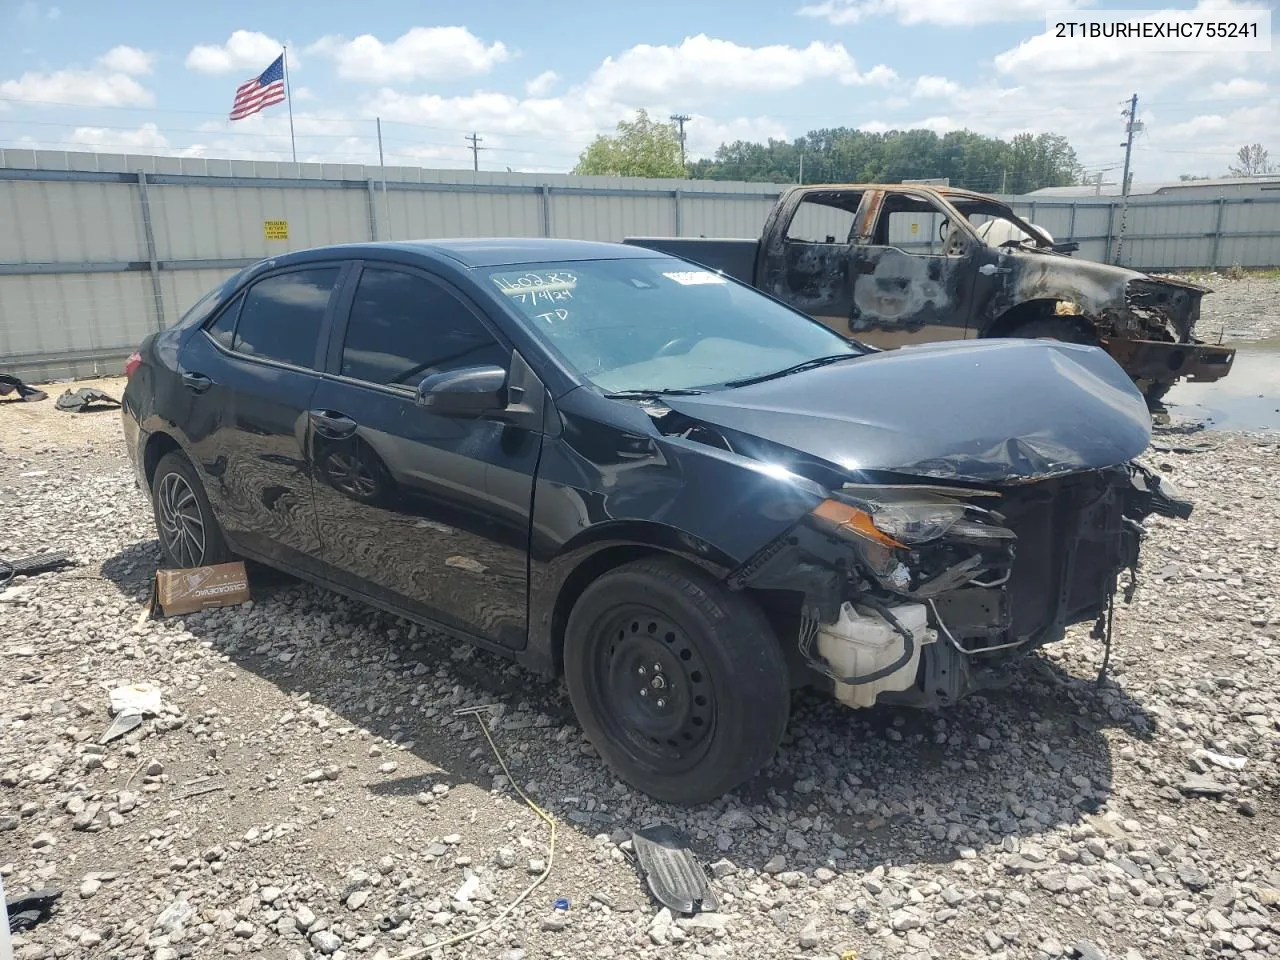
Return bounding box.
[1009,314,1098,345]
[563,557,790,805]
[151,450,232,569]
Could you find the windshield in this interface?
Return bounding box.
[485,257,862,392]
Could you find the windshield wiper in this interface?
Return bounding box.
[724,354,857,388]
[605,387,706,399]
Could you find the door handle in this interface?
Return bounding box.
[309,409,359,439]
[182,372,213,393]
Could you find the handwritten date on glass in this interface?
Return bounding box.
[493,271,577,307]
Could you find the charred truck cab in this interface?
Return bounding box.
[624,184,1236,403]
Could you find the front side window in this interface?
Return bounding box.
[874,193,962,256]
[487,257,862,393]
[340,267,507,387]
[232,268,340,369]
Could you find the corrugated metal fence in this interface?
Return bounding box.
[2,148,1278,381]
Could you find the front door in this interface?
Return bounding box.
[178,264,346,567]
[308,263,541,649]
[847,190,975,347]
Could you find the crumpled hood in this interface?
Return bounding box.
[662,339,1152,484]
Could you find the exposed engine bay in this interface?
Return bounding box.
[726,461,1193,710]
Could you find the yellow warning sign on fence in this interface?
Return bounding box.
[264,219,289,240]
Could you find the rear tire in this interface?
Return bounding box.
[563,557,791,805]
[151,450,233,569]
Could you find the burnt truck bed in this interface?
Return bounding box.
[624,184,1235,401]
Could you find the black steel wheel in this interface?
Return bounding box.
[151,450,232,569]
[564,557,790,805]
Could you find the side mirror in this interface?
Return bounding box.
[415,364,508,417]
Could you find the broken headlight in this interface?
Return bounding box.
[810,488,1015,596]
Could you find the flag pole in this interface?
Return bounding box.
[282,45,297,163]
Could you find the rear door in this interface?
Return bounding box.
[307,261,542,649]
[755,191,864,336]
[847,190,976,346]
[178,263,348,567]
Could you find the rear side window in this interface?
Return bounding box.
[231,268,340,369]
[206,295,241,349]
[340,267,507,386]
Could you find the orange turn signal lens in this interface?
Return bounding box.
[811,499,906,549]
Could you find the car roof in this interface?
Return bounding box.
[255,237,664,271]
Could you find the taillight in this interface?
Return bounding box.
[125,350,143,379]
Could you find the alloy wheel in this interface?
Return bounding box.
[156,471,206,567]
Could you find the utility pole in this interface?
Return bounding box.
[798,152,804,185]
[1114,93,1139,264]
[669,114,690,168]
[465,131,485,172]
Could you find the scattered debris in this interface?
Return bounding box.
[100,681,164,744]
[54,387,120,413]
[6,888,62,933]
[631,823,719,915]
[0,549,72,588]
[0,373,47,403]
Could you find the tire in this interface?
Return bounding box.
[151,450,233,569]
[1009,314,1098,346]
[563,557,791,805]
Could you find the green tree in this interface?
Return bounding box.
[685,126,1083,193]
[1227,143,1272,177]
[573,110,686,178]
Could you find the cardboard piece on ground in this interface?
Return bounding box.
[149,561,250,617]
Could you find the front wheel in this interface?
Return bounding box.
[1009,315,1098,346]
[563,557,791,805]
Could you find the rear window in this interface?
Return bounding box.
[177,269,244,328]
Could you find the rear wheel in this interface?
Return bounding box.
[563,557,790,805]
[151,450,232,568]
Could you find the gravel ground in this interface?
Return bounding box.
[1159,274,1280,344]
[2,379,1279,960]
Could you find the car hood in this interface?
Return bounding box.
[661,338,1152,484]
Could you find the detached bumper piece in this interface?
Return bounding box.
[1102,337,1236,385]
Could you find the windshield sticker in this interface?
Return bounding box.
[663,270,726,286]
[492,271,577,306]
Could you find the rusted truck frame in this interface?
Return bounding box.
[626,184,1236,402]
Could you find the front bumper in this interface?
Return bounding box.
[1102,337,1236,385]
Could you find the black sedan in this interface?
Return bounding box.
[122,238,1189,805]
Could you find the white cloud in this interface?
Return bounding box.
[308,27,509,82]
[292,86,317,102]
[525,70,559,97]
[587,34,890,103]
[1207,78,1268,98]
[0,65,153,107]
[67,122,169,151]
[912,75,959,98]
[798,0,1090,26]
[185,31,288,76]
[98,45,154,75]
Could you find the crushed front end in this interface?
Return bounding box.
[728,462,1192,709]
[1099,277,1235,395]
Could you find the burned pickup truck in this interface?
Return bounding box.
[625,184,1235,402]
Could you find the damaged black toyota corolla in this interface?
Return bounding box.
[121,239,1191,806]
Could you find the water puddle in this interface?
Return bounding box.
[1165,337,1280,433]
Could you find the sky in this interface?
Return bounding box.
[0,0,1276,187]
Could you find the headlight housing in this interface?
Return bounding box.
[810,488,1015,595]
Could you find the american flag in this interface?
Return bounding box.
[229,54,286,121]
